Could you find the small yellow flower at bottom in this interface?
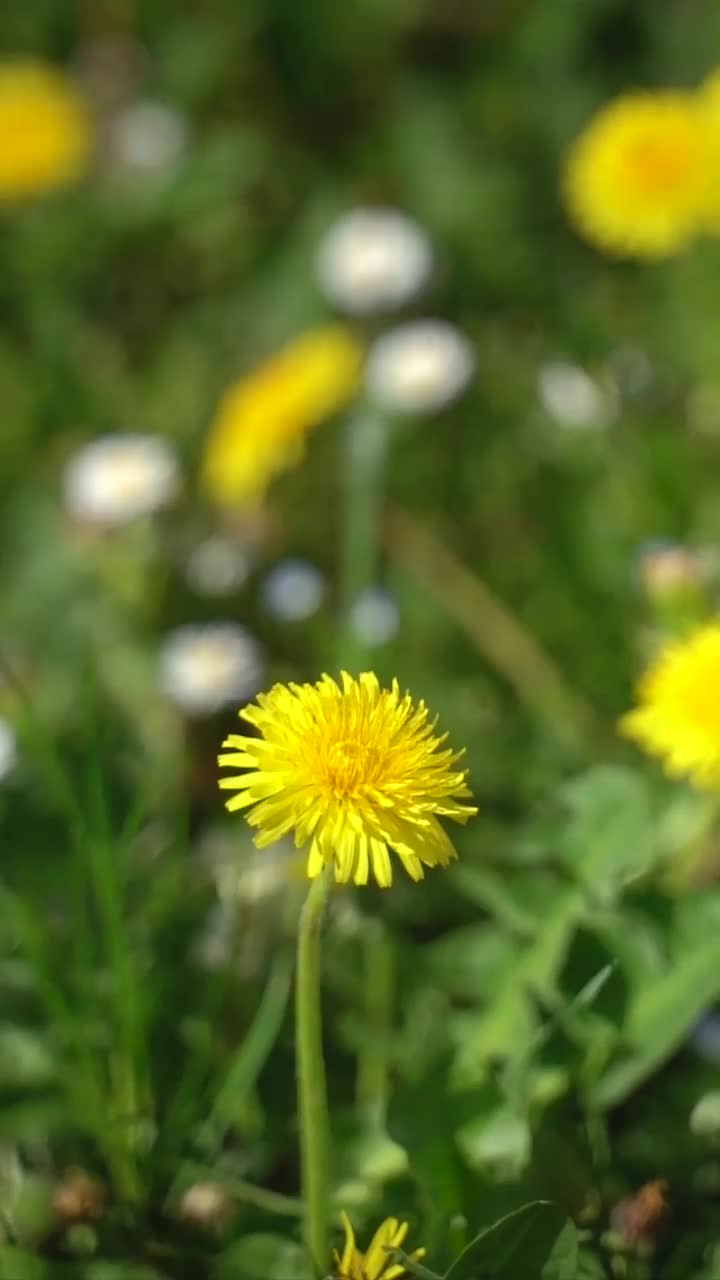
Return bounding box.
[333,1211,426,1280]
[0,61,91,201]
[563,90,715,257]
[218,671,477,887]
[619,623,720,787]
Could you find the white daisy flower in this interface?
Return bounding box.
[109,100,189,178]
[634,541,704,598]
[261,558,326,622]
[365,319,475,414]
[315,207,432,315]
[63,434,180,528]
[537,361,610,429]
[349,586,400,647]
[185,536,253,597]
[158,622,263,716]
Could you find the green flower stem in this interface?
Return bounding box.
[356,917,394,1127]
[296,864,334,1277]
[339,406,389,669]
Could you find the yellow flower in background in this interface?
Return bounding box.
[563,91,715,257]
[0,61,91,200]
[333,1211,426,1280]
[218,671,476,887]
[620,623,720,787]
[698,68,720,230]
[201,326,362,508]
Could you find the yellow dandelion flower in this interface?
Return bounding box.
[697,69,720,231]
[563,90,715,257]
[0,61,91,201]
[201,326,362,508]
[333,1211,426,1280]
[218,671,477,887]
[620,623,720,787]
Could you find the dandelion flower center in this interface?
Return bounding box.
[218,671,477,887]
[325,739,383,798]
[625,130,697,196]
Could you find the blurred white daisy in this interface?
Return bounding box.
[109,99,189,179]
[349,586,400,647]
[63,433,180,528]
[0,720,17,781]
[635,540,704,598]
[261,558,326,622]
[158,622,263,716]
[606,346,653,398]
[185,536,253,597]
[198,828,293,904]
[192,902,236,971]
[537,361,610,429]
[365,320,475,415]
[315,206,432,315]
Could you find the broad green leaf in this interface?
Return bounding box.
[455,1104,530,1178]
[558,767,658,902]
[593,890,720,1107]
[214,1233,306,1280]
[544,1219,580,1280]
[452,888,586,1082]
[443,1201,571,1280]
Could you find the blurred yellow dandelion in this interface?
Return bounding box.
[0,61,91,200]
[620,623,720,787]
[563,91,714,257]
[698,68,720,231]
[333,1211,426,1280]
[201,326,362,508]
[218,671,476,887]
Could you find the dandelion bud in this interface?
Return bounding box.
[52,1168,105,1223]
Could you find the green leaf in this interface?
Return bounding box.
[558,767,658,903]
[593,890,720,1107]
[543,1219,580,1280]
[443,1201,571,1280]
[214,1233,306,1280]
[452,888,585,1082]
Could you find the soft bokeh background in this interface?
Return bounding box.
[4,2,720,1277]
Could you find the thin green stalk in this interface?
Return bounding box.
[171,1165,303,1218]
[339,407,388,668]
[296,865,334,1277]
[206,948,293,1151]
[356,918,394,1128]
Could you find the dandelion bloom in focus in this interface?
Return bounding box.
[0,61,91,200]
[333,1212,425,1280]
[563,91,715,257]
[620,623,720,787]
[218,671,476,887]
[201,327,362,508]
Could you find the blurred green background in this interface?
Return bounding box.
[4,1,720,1277]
